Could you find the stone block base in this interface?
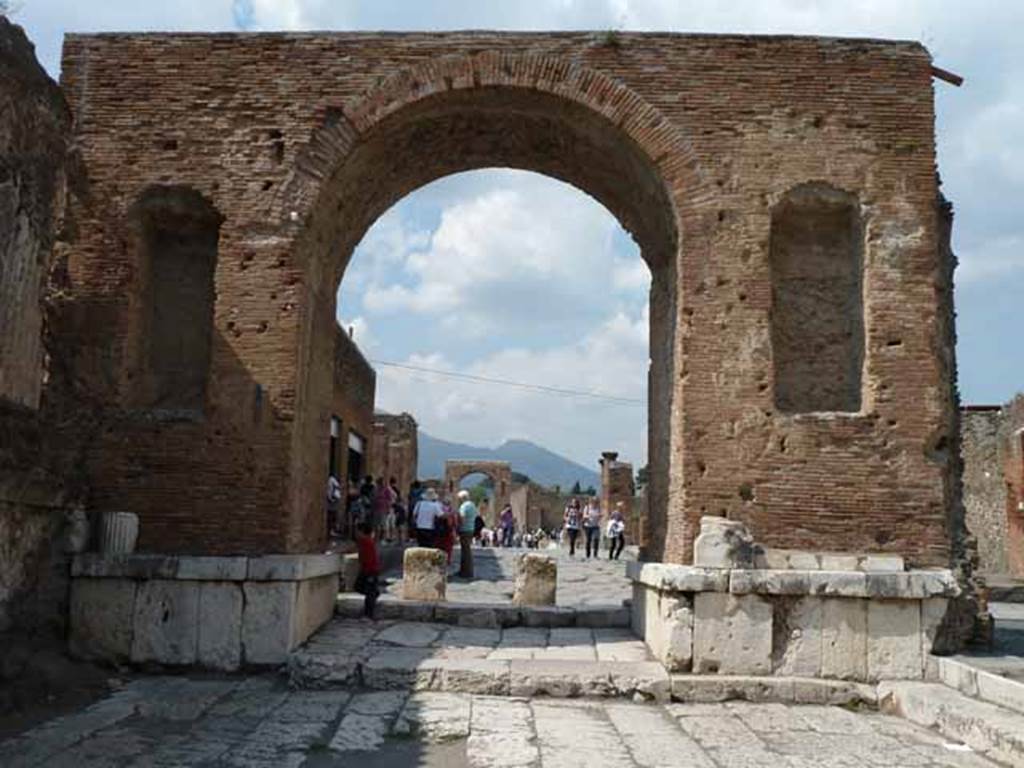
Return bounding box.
[629,560,960,682]
[513,553,556,606]
[69,553,340,670]
[402,548,447,602]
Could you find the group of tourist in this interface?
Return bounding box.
[562,496,628,560]
[334,475,631,619]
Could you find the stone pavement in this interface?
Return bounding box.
[289,618,668,698]
[381,545,635,607]
[0,675,1001,768]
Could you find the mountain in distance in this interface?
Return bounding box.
[418,432,600,491]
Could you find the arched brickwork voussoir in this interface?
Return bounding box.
[277,51,710,262]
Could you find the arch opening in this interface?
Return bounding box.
[290,79,683,558]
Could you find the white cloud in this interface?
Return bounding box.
[344,171,647,340]
[957,235,1024,284]
[374,305,650,468]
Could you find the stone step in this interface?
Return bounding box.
[290,649,670,701]
[670,674,878,706]
[336,592,630,629]
[931,655,1024,716]
[880,681,1024,767]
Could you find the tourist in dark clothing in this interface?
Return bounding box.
[563,498,582,556]
[355,522,381,619]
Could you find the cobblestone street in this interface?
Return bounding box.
[381,545,635,607]
[0,675,999,767]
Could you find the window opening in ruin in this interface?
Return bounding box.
[347,430,366,485]
[128,185,222,414]
[769,183,865,414]
[328,415,342,478]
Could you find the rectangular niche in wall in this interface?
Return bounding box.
[770,183,865,414]
[129,185,222,413]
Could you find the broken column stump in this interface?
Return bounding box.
[513,552,557,607]
[402,547,447,602]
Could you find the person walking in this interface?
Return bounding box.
[354,521,381,618]
[456,489,478,578]
[413,487,442,548]
[563,498,582,556]
[607,502,627,560]
[582,496,602,558]
[499,504,515,548]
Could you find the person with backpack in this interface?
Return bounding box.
[563,498,582,556]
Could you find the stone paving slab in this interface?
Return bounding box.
[0,677,1002,767]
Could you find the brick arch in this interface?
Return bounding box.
[287,50,708,562]
[443,460,513,525]
[276,50,709,242]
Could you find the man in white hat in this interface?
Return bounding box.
[413,487,443,548]
[456,489,478,578]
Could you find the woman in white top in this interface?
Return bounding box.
[413,487,443,548]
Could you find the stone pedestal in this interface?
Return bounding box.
[627,560,959,682]
[69,553,340,670]
[513,553,557,607]
[402,547,446,602]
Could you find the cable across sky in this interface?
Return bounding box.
[370,359,647,407]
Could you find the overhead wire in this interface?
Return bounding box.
[369,359,647,407]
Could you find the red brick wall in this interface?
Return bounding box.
[56,32,959,565]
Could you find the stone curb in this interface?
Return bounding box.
[670,674,878,706]
[289,652,670,702]
[879,681,1024,767]
[336,593,630,629]
[930,655,1024,717]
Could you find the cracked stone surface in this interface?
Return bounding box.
[0,677,1001,767]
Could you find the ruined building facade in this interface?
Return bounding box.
[369,412,419,498]
[961,397,1024,577]
[1,27,972,639]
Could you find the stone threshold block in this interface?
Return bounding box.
[402,548,447,602]
[512,553,556,607]
[335,593,631,629]
[69,553,341,671]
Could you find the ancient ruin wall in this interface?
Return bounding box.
[369,412,418,498]
[961,408,1008,574]
[330,326,375,490]
[0,18,76,638]
[57,32,958,566]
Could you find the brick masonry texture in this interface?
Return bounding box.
[331,326,375,488]
[42,31,961,566]
[369,412,418,500]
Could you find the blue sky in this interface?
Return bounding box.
[12,0,1023,467]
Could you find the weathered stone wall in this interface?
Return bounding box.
[56,32,959,567]
[600,452,641,545]
[369,412,418,498]
[1000,396,1024,576]
[0,18,76,639]
[961,407,1008,574]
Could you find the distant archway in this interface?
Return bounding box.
[443,460,513,526]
